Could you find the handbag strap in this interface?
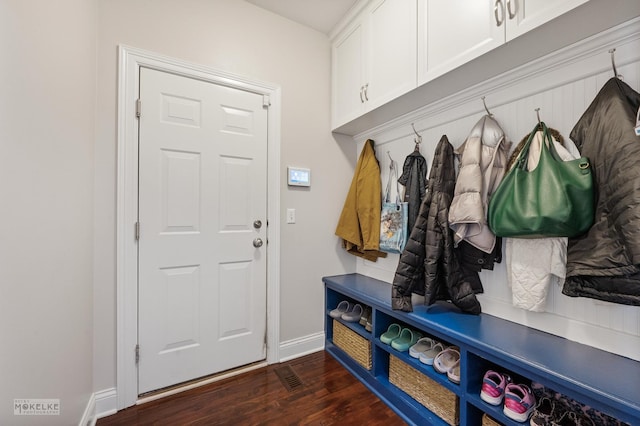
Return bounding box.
[384,155,401,204]
[515,121,561,170]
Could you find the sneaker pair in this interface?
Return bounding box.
[480,370,536,422]
[530,396,557,426]
[480,370,512,406]
[531,398,596,426]
[549,410,596,426]
[503,383,536,422]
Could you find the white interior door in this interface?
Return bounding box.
[137,67,268,394]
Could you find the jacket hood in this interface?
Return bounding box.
[458,115,505,155]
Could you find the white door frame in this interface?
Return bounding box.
[116,45,281,409]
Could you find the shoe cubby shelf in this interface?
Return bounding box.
[323,273,640,426]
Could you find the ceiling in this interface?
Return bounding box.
[245,0,359,35]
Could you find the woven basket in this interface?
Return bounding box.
[332,320,371,370]
[389,355,459,425]
[482,413,503,426]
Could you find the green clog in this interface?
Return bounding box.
[391,328,423,352]
[380,323,402,345]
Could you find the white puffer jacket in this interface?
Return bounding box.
[506,130,577,312]
[449,115,510,254]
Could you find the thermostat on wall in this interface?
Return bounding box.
[287,167,311,187]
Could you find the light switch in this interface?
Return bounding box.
[286,208,296,224]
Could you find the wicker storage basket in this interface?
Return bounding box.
[332,320,372,370]
[482,413,503,426]
[389,355,459,425]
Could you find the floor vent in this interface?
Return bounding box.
[274,365,304,392]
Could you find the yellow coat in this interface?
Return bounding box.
[335,139,387,261]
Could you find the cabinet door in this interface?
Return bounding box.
[505,0,589,40]
[418,0,504,85]
[332,19,367,129]
[365,0,417,111]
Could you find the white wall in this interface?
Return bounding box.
[355,19,640,362]
[94,0,355,394]
[0,1,96,425]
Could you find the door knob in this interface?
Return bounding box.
[253,220,262,229]
[253,238,263,248]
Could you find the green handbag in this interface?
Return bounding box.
[488,122,594,238]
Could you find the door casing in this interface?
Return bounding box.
[116,45,281,409]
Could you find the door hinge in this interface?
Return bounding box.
[135,221,140,241]
[135,344,140,364]
[262,95,271,108]
[136,99,142,118]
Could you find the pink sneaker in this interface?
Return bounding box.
[503,383,536,422]
[480,370,512,405]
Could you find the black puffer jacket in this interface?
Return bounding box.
[392,136,481,314]
[563,78,640,306]
[398,150,428,233]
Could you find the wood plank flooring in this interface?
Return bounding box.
[97,351,406,425]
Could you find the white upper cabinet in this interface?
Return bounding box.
[332,0,417,130]
[505,0,590,40]
[332,0,590,132]
[418,0,504,84]
[418,0,589,85]
[333,20,367,129]
[366,0,418,111]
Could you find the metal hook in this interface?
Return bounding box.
[609,48,622,79]
[481,96,493,117]
[386,151,397,172]
[535,108,542,126]
[411,123,422,144]
[411,123,422,151]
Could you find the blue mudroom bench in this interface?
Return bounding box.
[323,273,640,426]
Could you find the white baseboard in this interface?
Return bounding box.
[94,388,117,420]
[78,392,95,426]
[278,331,325,362]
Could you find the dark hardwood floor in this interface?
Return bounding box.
[97,351,406,425]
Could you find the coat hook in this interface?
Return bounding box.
[411,123,422,151]
[411,123,422,144]
[535,108,542,126]
[482,96,493,117]
[609,48,622,79]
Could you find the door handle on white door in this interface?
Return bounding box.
[359,86,365,103]
[494,0,504,26]
[363,83,369,101]
[253,238,263,248]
